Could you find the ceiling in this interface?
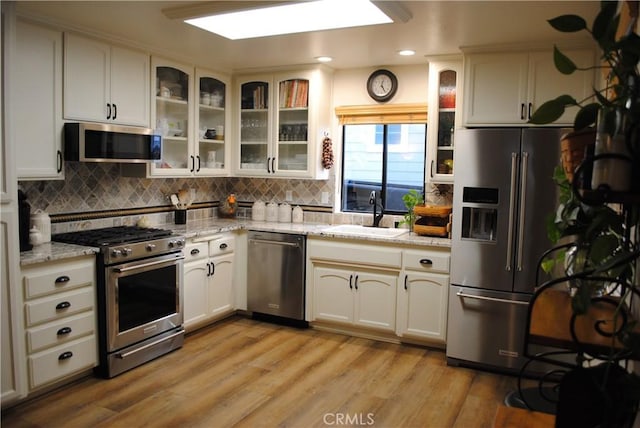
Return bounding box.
[14,1,600,72]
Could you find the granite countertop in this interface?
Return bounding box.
[20,242,99,267]
[163,218,451,248]
[20,219,450,266]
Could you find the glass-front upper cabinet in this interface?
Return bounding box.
[234,67,332,179]
[151,58,194,176]
[427,58,462,184]
[196,70,228,174]
[276,78,309,173]
[238,79,270,173]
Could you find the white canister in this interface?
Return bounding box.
[266,202,279,222]
[31,209,51,243]
[252,200,266,221]
[278,203,291,223]
[29,227,44,246]
[292,206,303,223]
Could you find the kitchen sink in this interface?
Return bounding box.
[321,224,408,238]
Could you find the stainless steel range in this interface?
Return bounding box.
[53,226,186,378]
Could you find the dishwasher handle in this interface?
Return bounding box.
[249,238,301,248]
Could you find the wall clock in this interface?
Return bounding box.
[366,69,398,102]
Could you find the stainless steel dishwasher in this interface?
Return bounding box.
[247,231,306,322]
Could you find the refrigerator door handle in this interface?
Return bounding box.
[505,152,519,271]
[456,291,529,306]
[516,152,529,271]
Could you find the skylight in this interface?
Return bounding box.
[184,0,393,40]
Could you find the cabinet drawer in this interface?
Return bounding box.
[25,287,95,327]
[24,259,94,299]
[28,335,96,389]
[403,249,450,273]
[26,311,95,353]
[185,242,208,262]
[308,239,402,269]
[209,236,234,256]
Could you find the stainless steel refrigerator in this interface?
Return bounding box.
[446,127,566,373]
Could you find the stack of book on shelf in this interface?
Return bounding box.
[279,80,309,108]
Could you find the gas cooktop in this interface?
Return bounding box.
[53,225,173,247]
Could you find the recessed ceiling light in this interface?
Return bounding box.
[398,50,416,56]
[315,56,333,63]
[185,0,393,40]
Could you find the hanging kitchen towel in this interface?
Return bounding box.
[322,135,334,169]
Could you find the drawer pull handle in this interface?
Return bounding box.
[219,243,228,250]
[56,301,71,310]
[58,351,73,360]
[57,327,72,336]
[55,275,70,284]
[190,248,200,256]
[419,259,433,266]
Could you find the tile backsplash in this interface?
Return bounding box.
[19,162,336,215]
[19,162,451,230]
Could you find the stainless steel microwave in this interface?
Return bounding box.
[64,122,162,163]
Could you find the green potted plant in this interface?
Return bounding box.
[525,2,640,426]
[529,0,639,192]
[399,189,424,232]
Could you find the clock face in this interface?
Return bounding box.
[367,69,397,102]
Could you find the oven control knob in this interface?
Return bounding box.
[176,240,184,247]
[146,243,156,251]
[111,249,122,257]
[168,241,175,248]
[123,247,132,256]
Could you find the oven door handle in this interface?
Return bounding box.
[113,255,184,273]
[116,329,184,359]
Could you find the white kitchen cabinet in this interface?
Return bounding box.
[14,18,64,180]
[463,48,595,126]
[193,68,231,176]
[234,67,332,179]
[396,248,450,343]
[426,57,462,184]
[1,5,27,406]
[183,234,235,332]
[21,256,97,391]
[313,265,397,332]
[132,61,231,178]
[307,238,401,333]
[64,33,150,127]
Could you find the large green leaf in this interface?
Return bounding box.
[529,95,576,124]
[574,103,600,130]
[593,1,619,50]
[554,46,578,74]
[548,14,587,33]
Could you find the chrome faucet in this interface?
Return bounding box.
[369,190,384,227]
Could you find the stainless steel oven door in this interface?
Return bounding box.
[106,252,184,352]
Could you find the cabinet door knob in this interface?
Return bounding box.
[55,275,70,284]
[57,327,72,336]
[267,157,271,173]
[520,103,526,120]
[404,275,408,290]
[55,301,71,310]
[107,103,112,120]
[196,155,201,172]
[354,275,359,290]
[349,274,353,289]
[270,158,276,174]
[58,351,73,360]
[112,103,117,120]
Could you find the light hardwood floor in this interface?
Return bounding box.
[2,316,521,428]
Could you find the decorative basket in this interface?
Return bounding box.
[412,205,452,237]
[560,128,596,184]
